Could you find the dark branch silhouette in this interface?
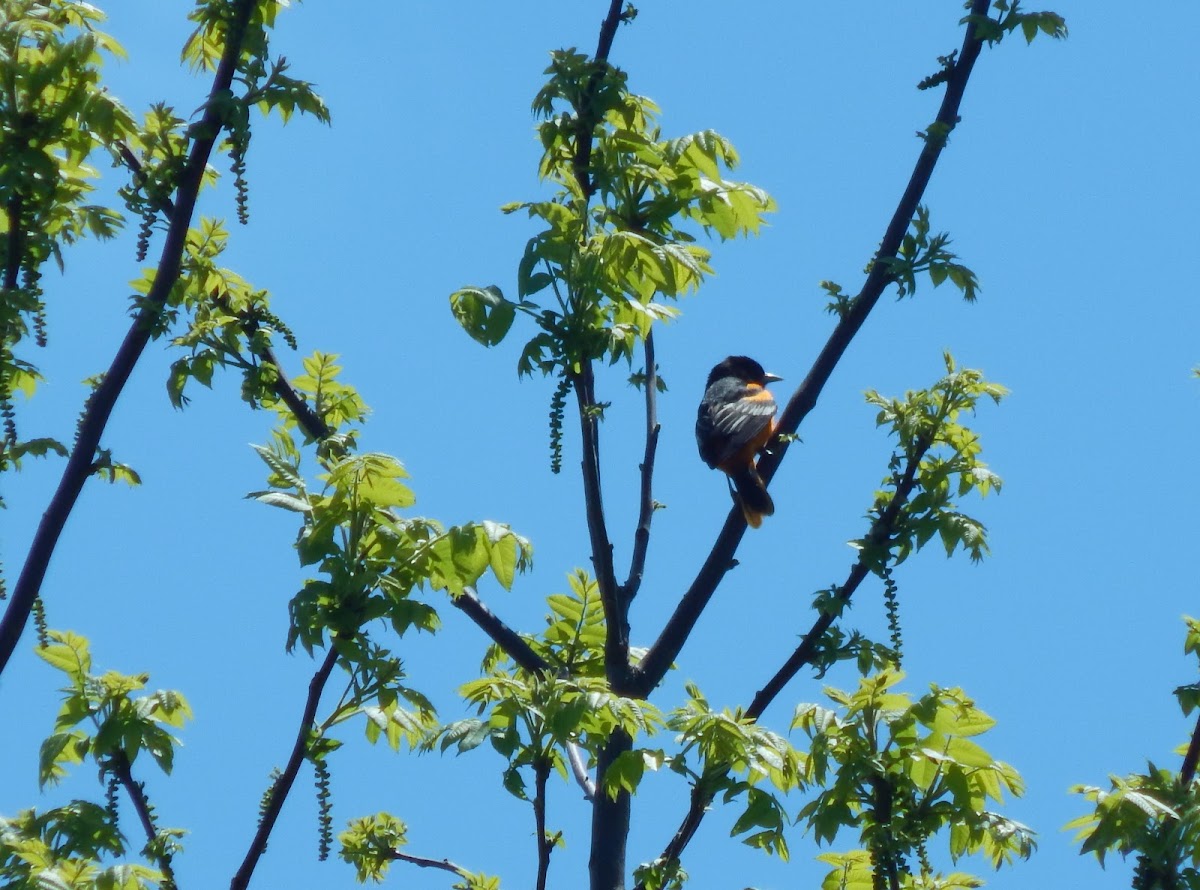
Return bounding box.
[453,587,549,675]
[230,644,339,890]
[746,442,928,721]
[110,751,179,889]
[623,330,660,602]
[575,366,628,679]
[533,760,554,890]
[568,6,639,889]
[1180,711,1200,788]
[573,0,630,197]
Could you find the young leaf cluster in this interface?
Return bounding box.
[0,801,164,890]
[339,811,501,890]
[1068,767,1200,888]
[794,670,1032,888]
[248,415,530,654]
[859,351,1006,568]
[339,811,410,884]
[141,218,296,412]
[1067,617,1200,889]
[445,572,661,801]
[35,631,192,788]
[882,207,979,302]
[964,1,1068,46]
[669,682,807,859]
[1,0,134,472]
[450,49,773,465]
[0,631,190,888]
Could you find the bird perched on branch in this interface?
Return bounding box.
[696,355,782,528]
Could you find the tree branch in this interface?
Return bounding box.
[760,2,991,484]
[633,774,714,889]
[452,587,550,675]
[260,343,333,441]
[872,775,901,890]
[0,0,259,676]
[567,739,597,800]
[746,443,927,720]
[230,643,339,890]
[567,0,635,695]
[593,0,626,65]
[573,0,628,196]
[574,365,631,687]
[390,850,471,875]
[622,330,659,602]
[630,0,993,700]
[590,730,632,890]
[1180,710,1200,788]
[638,6,996,869]
[110,751,179,889]
[533,759,554,890]
[221,312,544,677]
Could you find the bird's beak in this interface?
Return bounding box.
[763,372,783,384]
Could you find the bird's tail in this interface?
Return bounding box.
[730,465,775,528]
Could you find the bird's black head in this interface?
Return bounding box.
[706,355,782,387]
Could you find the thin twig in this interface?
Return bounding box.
[574,367,630,687]
[391,851,470,874]
[116,141,176,217]
[746,444,927,720]
[110,751,179,889]
[230,644,339,890]
[0,0,259,676]
[629,0,993,701]
[260,343,332,441]
[573,0,628,196]
[623,330,659,601]
[567,740,597,800]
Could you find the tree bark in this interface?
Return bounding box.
[589,731,633,890]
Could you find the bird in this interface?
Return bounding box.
[695,355,782,528]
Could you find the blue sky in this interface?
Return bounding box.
[3,2,1198,888]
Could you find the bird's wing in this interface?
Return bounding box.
[697,381,776,468]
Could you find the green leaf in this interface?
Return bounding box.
[246,490,312,513]
[250,442,302,489]
[354,455,415,509]
[502,765,528,800]
[428,526,490,596]
[483,521,519,589]
[600,749,646,799]
[450,285,517,347]
[39,731,87,786]
[36,631,92,678]
[10,438,69,460]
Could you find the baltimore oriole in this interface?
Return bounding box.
[695,355,782,528]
